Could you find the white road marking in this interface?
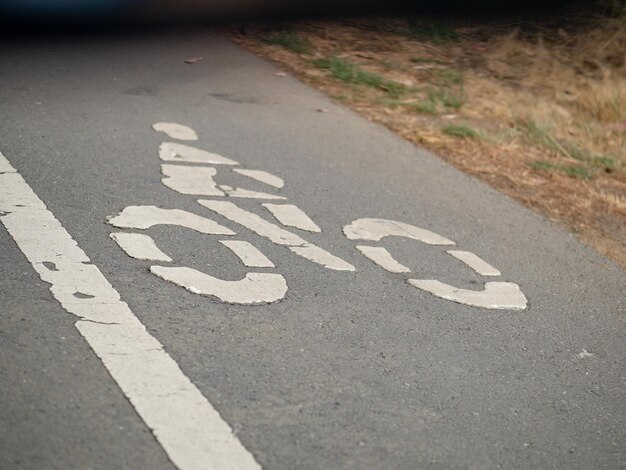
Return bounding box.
[199,200,355,271]
[233,169,284,189]
[447,250,501,276]
[108,206,234,235]
[344,218,454,245]
[161,165,225,197]
[219,240,275,267]
[110,232,172,262]
[223,188,286,200]
[0,153,261,470]
[152,122,198,141]
[159,142,238,166]
[356,245,410,273]
[262,204,321,232]
[150,266,287,304]
[408,279,527,310]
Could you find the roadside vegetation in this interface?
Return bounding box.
[231,0,626,267]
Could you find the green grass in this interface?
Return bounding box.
[411,57,447,65]
[518,118,621,177]
[406,19,459,44]
[313,56,407,97]
[438,69,463,86]
[427,88,464,109]
[529,160,591,179]
[261,32,311,54]
[442,125,481,139]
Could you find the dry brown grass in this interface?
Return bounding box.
[230,10,626,267]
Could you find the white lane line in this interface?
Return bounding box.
[408,279,527,310]
[233,169,284,189]
[0,153,261,470]
[219,240,275,268]
[262,204,321,233]
[151,267,287,304]
[356,245,410,273]
[447,250,501,276]
[152,122,198,141]
[344,218,454,245]
[199,200,355,271]
[159,142,238,166]
[110,232,173,262]
[108,205,234,235]
[161,165,225,197]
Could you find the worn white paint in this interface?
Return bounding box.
[223,188,286,200]
[344,218,454,245]
[288,245,355,271]
[577,349,594,359]
[161,165,225,196]
[199,200,355,271]
[447,250,501,276]
[356,245,410,273]
[151,266,287,304]
[159,142,238,166]
[152,122,198,141]
[408,279,527,310]
[108,206,234,236]
[0,151,15,173]
[262,204,321,232]
[0,153,260,470]
[110,232,172,262]
[233,169,284,189]
[219,240,275,268]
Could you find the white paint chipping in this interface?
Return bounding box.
[161,165,225,197]
[150,266,287,304]
[408,279,527,310]
[233,169,284,189]
[578,349,594,359]
[262,204,321,232]
[344,218,454,245]
[219,240,275,267]
[223,188,286,200]
[152,122,198,141]
[110,232,172,262]
[159,142,238,166]
[0,153,260,470]
[199,200,355,271]
[108,206,234,236]
[356,245,410,273]
[447,250,501,276]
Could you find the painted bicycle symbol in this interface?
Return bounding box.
[107,122,527,310]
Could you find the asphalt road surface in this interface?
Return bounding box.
[1,31,624,470]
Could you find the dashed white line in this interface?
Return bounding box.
[0,151,261,470]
